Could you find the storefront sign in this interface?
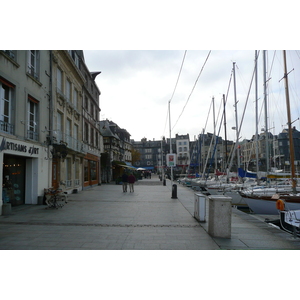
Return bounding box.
[0,137,39,155]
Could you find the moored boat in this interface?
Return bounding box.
[240,192,300,214]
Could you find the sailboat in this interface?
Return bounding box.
[240,51,300,219]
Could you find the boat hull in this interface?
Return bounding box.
[240,193,300,214]
[207,187,247,207]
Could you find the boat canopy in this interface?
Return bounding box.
[238,168,257,178]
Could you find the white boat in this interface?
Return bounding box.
[240,51,300,217]
[239,192,300,214]
[279,210,300,237]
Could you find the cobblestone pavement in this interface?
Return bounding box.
[1,175,300,250]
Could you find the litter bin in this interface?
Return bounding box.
[208,195,232,238]
[194,193,206,222]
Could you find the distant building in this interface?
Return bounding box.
[277,127,300,169]
[175,134,190,172]
[131,138,165,172]
[100,119,132,182]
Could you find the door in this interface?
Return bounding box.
[52,159,59,189]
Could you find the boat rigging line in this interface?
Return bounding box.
[172,50,211,131]
[169,50,187,104]
[162,50,187,137]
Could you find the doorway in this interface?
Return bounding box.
[2,154,26,206]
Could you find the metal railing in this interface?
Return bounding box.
[0,120,14,134]
[27,130,39,141]
[55,131,86,153]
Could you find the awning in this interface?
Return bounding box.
[140,166,154,170]
[112,161,136,169]
[124,162,137,169]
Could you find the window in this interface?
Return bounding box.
[66,79,71,102]
[74,124,78,140]
[0,80,14,134]
[66,119,71,136]
[57,112,62,131]
[84,122,89,143]
[91,127,94,146]
[57,112,63,141]
[96,132,99,148]
[84,159,88,181]
[90,161,97,181]
[145,154,152,159]
[3,50,16,60]
[74,52,79,68]
[28,96,38,141]
[145,148,152,153]
[74,159,80,186]
[66,118,71,145]
[73,89,78,109]
[179,147,182,152]
[57,68,63,94]
[66,158,72,187]
[84,97,88,110]
[90,103,94,118]
[27,50,39,79]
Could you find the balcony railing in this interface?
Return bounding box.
[0,120,14,134]
[53,130,86,154]
[27,130,39,141]
[66,180,72,188]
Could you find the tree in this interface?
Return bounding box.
[131,149,141,164]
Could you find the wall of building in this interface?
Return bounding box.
[0,50,51,210]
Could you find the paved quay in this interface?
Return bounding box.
[1,174,300,250]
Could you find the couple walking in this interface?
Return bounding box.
[122,172,136,193]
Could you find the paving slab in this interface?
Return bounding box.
[0,175,299,250]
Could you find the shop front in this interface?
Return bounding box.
[0,137,49,212]
[83,153,100,188]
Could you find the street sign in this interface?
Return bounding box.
[166,154,176,167]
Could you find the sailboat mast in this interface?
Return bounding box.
[263,50,270,178]
[233,62,240,172]
[283,50,297,193]
[255,51,260,180]
[213,96,217,171]
[223,94,228,171]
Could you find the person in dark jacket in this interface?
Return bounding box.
[128,173,136,193]
[122,172,128,192]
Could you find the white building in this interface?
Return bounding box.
[175,134,190,171]
[0,50,51,213]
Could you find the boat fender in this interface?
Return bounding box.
[276,199,285,211]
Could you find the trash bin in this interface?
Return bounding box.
[208,195,232,238]
[194,193,206,222]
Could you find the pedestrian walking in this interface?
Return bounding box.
[128,173,136,193]
[122,172,128,192]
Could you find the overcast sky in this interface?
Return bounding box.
[83,50,300,142]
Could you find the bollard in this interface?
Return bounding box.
[194,193,206,222]
[163,179,166,186]
[208,195,232,238]
[171,184,177,199]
